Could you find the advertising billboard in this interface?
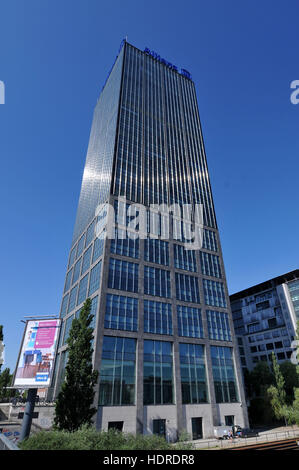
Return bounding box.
[14,319,60,388]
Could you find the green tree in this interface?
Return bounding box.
[0,368,12,401]
[54,299,99,431]
[280,361,299,404]
[249,361,274,397]
[267,352,287,422]
[283,321,299,425]
[246,361,275,426]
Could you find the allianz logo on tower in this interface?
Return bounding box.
[93,199,204,250]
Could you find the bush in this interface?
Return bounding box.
[18,426,194,450]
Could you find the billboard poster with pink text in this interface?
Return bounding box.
[14,319,61,388]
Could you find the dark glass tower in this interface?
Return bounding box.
[52,41,248,439]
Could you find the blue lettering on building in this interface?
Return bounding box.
[144,48,191,80]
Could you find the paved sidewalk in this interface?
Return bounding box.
[190,425,299,449]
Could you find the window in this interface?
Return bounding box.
[202,229,218,252]
[225,415,234,426]
[64,269,73,293]
[72,258,82,285]
[76,234,85,259]
[200,252,221,278]
[63,315,74,345]
[68,245,76,269]
[108,258,138,293]
[144,300,172,335]
[175,273,200,303]
[180,343,208,404]
[256,300,270,311]
[203,279,227,307]
[60,294,69,318]
[174,244,196,272]
[153,419,166,437]
[98,336,136,406]
[144,238,169,266]
[55,350,68,393]
[68,285,78,313]
[85,220,96,248]
[111,228,139,258]
[93,235,105,263]
[105,294,138,331]
[177,305,203,338]
[268,318,277,328]
[277,352,285,360]
[77,274,89,306]
[144,266,171,298]
[144,340,173,405]
[90,296,98,329]
[81,246,92,275]
[211,346,238,403]
[89,261,102,296]
[108,422,123,431]
[207,310,231,341]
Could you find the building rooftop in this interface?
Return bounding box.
[230,269,299,302]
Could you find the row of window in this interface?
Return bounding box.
[61,257,228,319]
[98,337,238,406]
[61,261,102,317]
[247,328,289,343]
[104,293,231,340]
[252,350,292,364]
[69,219,97,268]
[61,291,231,342]
[68,216,218,274]
[58,296,98,347]
[64,235,104,293]
[108,258,227,307]
[110,235,221,276]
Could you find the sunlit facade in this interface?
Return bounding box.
[52,41,248,440]
[231,269,299,373]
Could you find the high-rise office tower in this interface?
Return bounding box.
[52,40,248,439]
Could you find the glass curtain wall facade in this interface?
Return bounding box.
[52,40,248,439]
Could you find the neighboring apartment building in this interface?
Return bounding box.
[230,269,299,373]
[50,40,248,440]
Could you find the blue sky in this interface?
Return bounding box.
[0,0,298,370]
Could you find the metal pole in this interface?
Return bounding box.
[19,388,37,442]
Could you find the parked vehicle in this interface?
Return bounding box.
[232,425,259,438]
[214,425,259,440]
[214,426,232,440]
